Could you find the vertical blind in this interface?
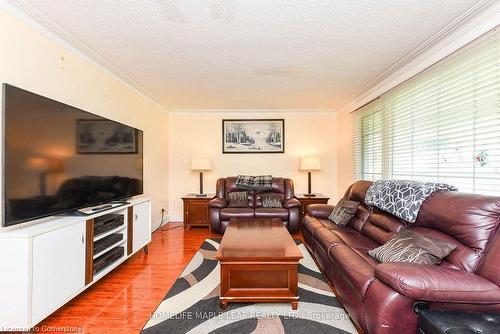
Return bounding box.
[353,27,500,195]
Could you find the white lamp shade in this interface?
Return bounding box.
[191,158,212,171]
[299,157,321,171]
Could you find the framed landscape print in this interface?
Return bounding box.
[222,119,285,154]
[77,119,138,154]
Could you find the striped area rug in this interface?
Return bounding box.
[142,238,357,334]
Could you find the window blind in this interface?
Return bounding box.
[353,27,500,195]
[353,99,383,181]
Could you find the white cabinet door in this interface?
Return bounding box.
[32,222,85,323]
[132,201,151,252]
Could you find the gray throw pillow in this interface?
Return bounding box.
[328,199,360,226]
[228,191,249,208]
[368,229,456,265]
[260,194,283,208]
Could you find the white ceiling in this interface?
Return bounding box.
[18,0,481,110]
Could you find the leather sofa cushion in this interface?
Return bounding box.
[307,204,335,218]
[416,191,500,250]
[254,208,289,220]
[361,210,406,245]
[344,180,372,205]
[415,191,500,272]
[315,228,343,251]
[332,230,379,250]
[330,244,376,300]
[302,215,325,237]
[220,208,254,220]
[375,262,500,304]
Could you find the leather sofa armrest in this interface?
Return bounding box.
[284,198,300,209]
[375,262,500,304]
[306,204,334,219]
[208,197,228,208]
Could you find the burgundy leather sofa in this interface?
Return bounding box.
[302,180,500,334]
[209,177,300,234]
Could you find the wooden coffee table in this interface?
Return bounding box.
[215,218,303,310]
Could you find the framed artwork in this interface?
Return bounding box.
[222,119,285,154]
[77,119,138,154]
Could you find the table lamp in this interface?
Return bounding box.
[191,158,212,197]
[299,157,321,197]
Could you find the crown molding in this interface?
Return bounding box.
[170,108,336,114]
[338,0,498,113]
[1,0,168,113]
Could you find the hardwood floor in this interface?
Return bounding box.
[35,223,218,334]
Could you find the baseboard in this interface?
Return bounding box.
[152,214,170,231]
[168,215,183,223]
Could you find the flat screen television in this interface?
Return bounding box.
[2,84,144,227]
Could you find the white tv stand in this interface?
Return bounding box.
[0,197,152,331]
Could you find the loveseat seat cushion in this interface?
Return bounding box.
[330,244,377,300]
[220,208,254,220]
[375,262,500,304]
[254,207,289,220]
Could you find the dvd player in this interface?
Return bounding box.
[93,246,124,275]
[94,214,124,236]
[94,233,124,254]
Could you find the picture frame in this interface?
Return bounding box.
[77,119,138,154]
[222,119,285,154]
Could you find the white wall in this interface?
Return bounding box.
[0,7,169,227]
[168,111,337,219]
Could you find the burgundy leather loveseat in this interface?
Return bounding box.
[209,176,300,234]
[303,180,500,334]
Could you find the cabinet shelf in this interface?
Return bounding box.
[93,225,126,242]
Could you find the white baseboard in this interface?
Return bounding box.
[152,214,170,231]
[168,215,183,223]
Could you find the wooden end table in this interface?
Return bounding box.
[215,218,303,310]
[182,194,214,232]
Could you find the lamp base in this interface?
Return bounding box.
[196,193,208,197]
[303,193,316,197]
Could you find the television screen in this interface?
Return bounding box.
[2,84,143,227]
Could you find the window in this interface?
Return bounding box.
[353,99,383,181]
[354,27,500,195]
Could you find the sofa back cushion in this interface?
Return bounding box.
[362,208,407,245]
[414,191,500,272]
[343,180,406,241]
[342,181,372,232]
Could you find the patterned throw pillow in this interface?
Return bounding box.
[235,175,255,189]
[228,191,249,208]
[235,175,273,190]
[368,229,456,265]
[260,194,283,208]
[328,199,360,226]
